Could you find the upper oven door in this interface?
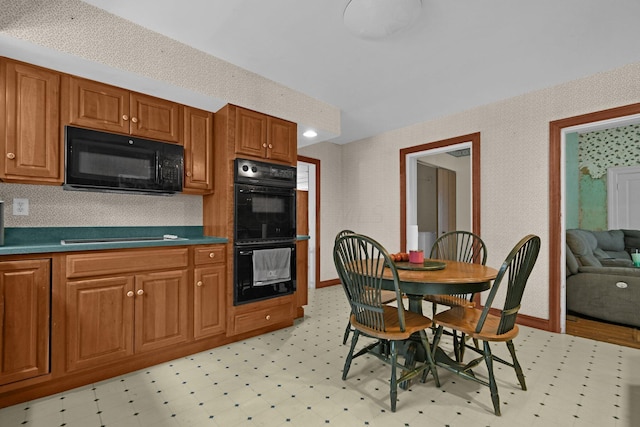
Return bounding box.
[234,183,296,244]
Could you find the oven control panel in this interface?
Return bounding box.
[235,158,296,188]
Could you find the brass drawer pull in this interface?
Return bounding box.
[265,315,271,320]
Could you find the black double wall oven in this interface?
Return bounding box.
[233,158,297,305]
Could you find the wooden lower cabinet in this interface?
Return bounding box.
[66,269,189,372]
[193,245,226,339]
[135,270,189,353]
[0,259,50,386]
[65,276,135,372]
[228,295,295,336]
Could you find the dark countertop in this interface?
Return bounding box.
[0,226,227,255]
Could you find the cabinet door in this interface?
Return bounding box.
[0,259,50,386]
[66,276,134,372]
[183,106,213,193]
[1,60,61,183]
[63,76,130,134]
[235,107,268,159]
[134,270,188,353]
[130,93,181,143]
[267,117,297,164]
[193,265,225,339]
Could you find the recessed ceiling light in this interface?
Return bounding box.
[303,130,318,138]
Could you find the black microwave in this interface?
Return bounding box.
[64,126,184,195]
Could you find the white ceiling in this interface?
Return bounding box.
[79,0,640,145]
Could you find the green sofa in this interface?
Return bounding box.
[565,229,640,329]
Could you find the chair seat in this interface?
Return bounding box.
[434,307,519,342]
[424,294,475,308]
[351,305,432,341]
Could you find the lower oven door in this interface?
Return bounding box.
[234,242,296,305]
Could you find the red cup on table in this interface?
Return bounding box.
[409,250,424,264]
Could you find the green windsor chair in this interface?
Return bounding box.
[335,230,396,345]
[334,233,440,412]
[432,234,540,416]
[424,230,487,360]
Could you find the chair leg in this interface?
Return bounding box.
[424,326,444,383]
[390,340,398,412]
[342,320,351,345]
[506,340,527,391]
[482,341,501,416]
[342,330,360,380]
[431,302,438,331]
[453,331,461,361]
[419,330,440,387]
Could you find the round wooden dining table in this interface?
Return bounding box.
[381,259,499,315]
[381,259,499,388]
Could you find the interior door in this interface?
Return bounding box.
[437,168,456,236]
[607,165,640,229]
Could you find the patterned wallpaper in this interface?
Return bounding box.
[578,124,640,179]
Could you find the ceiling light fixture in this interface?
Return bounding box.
[343,0,422,40]
[303,130,318,138]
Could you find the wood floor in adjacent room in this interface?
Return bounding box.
[566,314,640,349]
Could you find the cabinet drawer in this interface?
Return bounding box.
[66,248,189,278]
[194,245,225,265]
[231,302,292,336]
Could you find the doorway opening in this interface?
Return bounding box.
[297,155,320,289]
[549,103,640,337]
[400,133,481,251]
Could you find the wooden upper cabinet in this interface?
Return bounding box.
[183,106,213,193]
[130,93,181,143]
[234,106,297,165]
[0,259,51,386]
[63,76,181,143]
[1,59,62,184]
[268,116,297,164]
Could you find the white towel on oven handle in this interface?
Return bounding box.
[252,248,291,287]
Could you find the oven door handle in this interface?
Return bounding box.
[239,250,253,255]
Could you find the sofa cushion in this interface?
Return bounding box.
[566,243,580,275]
[587,230,630,260]
[566,229,602,267]
[592,230,625,251]
[623,229,640,253]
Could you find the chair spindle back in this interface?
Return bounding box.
[334,234,405,333]
[475,234,541,335]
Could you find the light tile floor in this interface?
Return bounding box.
[1,286,639,427]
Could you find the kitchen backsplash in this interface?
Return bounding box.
[0,184,202,227]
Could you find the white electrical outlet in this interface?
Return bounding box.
[13,198,29,216]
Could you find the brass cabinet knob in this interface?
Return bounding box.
[186,171,192,177]
[209,252,215,258]
[131,117,138,123]
[268,144,273,149]
[262,143,267,148]
[265,315,271,320]
[136,289,144,296]
[196,281,203,287]
[6,153,15,159]
[122,114,129,121]
[126,291,134,297]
